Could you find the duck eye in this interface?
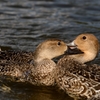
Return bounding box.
[82,36,86,40]
[58,42,61,45]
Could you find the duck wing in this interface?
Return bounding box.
[0,51,35,82]
[56,56,100,99]
[0,50,34,64]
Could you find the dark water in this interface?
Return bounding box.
[0,0,100,100]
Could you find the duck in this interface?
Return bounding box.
[0,39,67,86]
[56,33,100,100]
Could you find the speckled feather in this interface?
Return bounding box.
[0,51,34,82]
[88,94,100,100]
[0,39,67,86]
[56,56,100,99]
[0,50,34,64]
[0,51,56,86]
[56,33,100,100]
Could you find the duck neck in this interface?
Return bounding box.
[33,49,43,64]
[33,55,44,65]
[70,51,97,64]
[33,51,52,66]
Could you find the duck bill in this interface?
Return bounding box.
[67,41,77,49]
[66,41,83,54]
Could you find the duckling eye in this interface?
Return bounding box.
[82,36,86,40]
[57,42,61,46]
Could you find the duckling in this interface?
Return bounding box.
[0,39,67,86]
[56,33,100,100]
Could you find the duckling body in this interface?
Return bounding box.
[56,33,100,100]
[0,39,67,86]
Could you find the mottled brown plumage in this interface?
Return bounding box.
[88,94,100,100]
[56,33,100,100]
[0,39,67,86]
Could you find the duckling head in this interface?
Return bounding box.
[33,39,67,63]
[67,33,100,63]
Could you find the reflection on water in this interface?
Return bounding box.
[0,0,100,100]
[0,82,73,100]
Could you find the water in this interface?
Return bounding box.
[0,0,100,99]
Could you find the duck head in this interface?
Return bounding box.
[33,39,67,63]
[67,33,100,63]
